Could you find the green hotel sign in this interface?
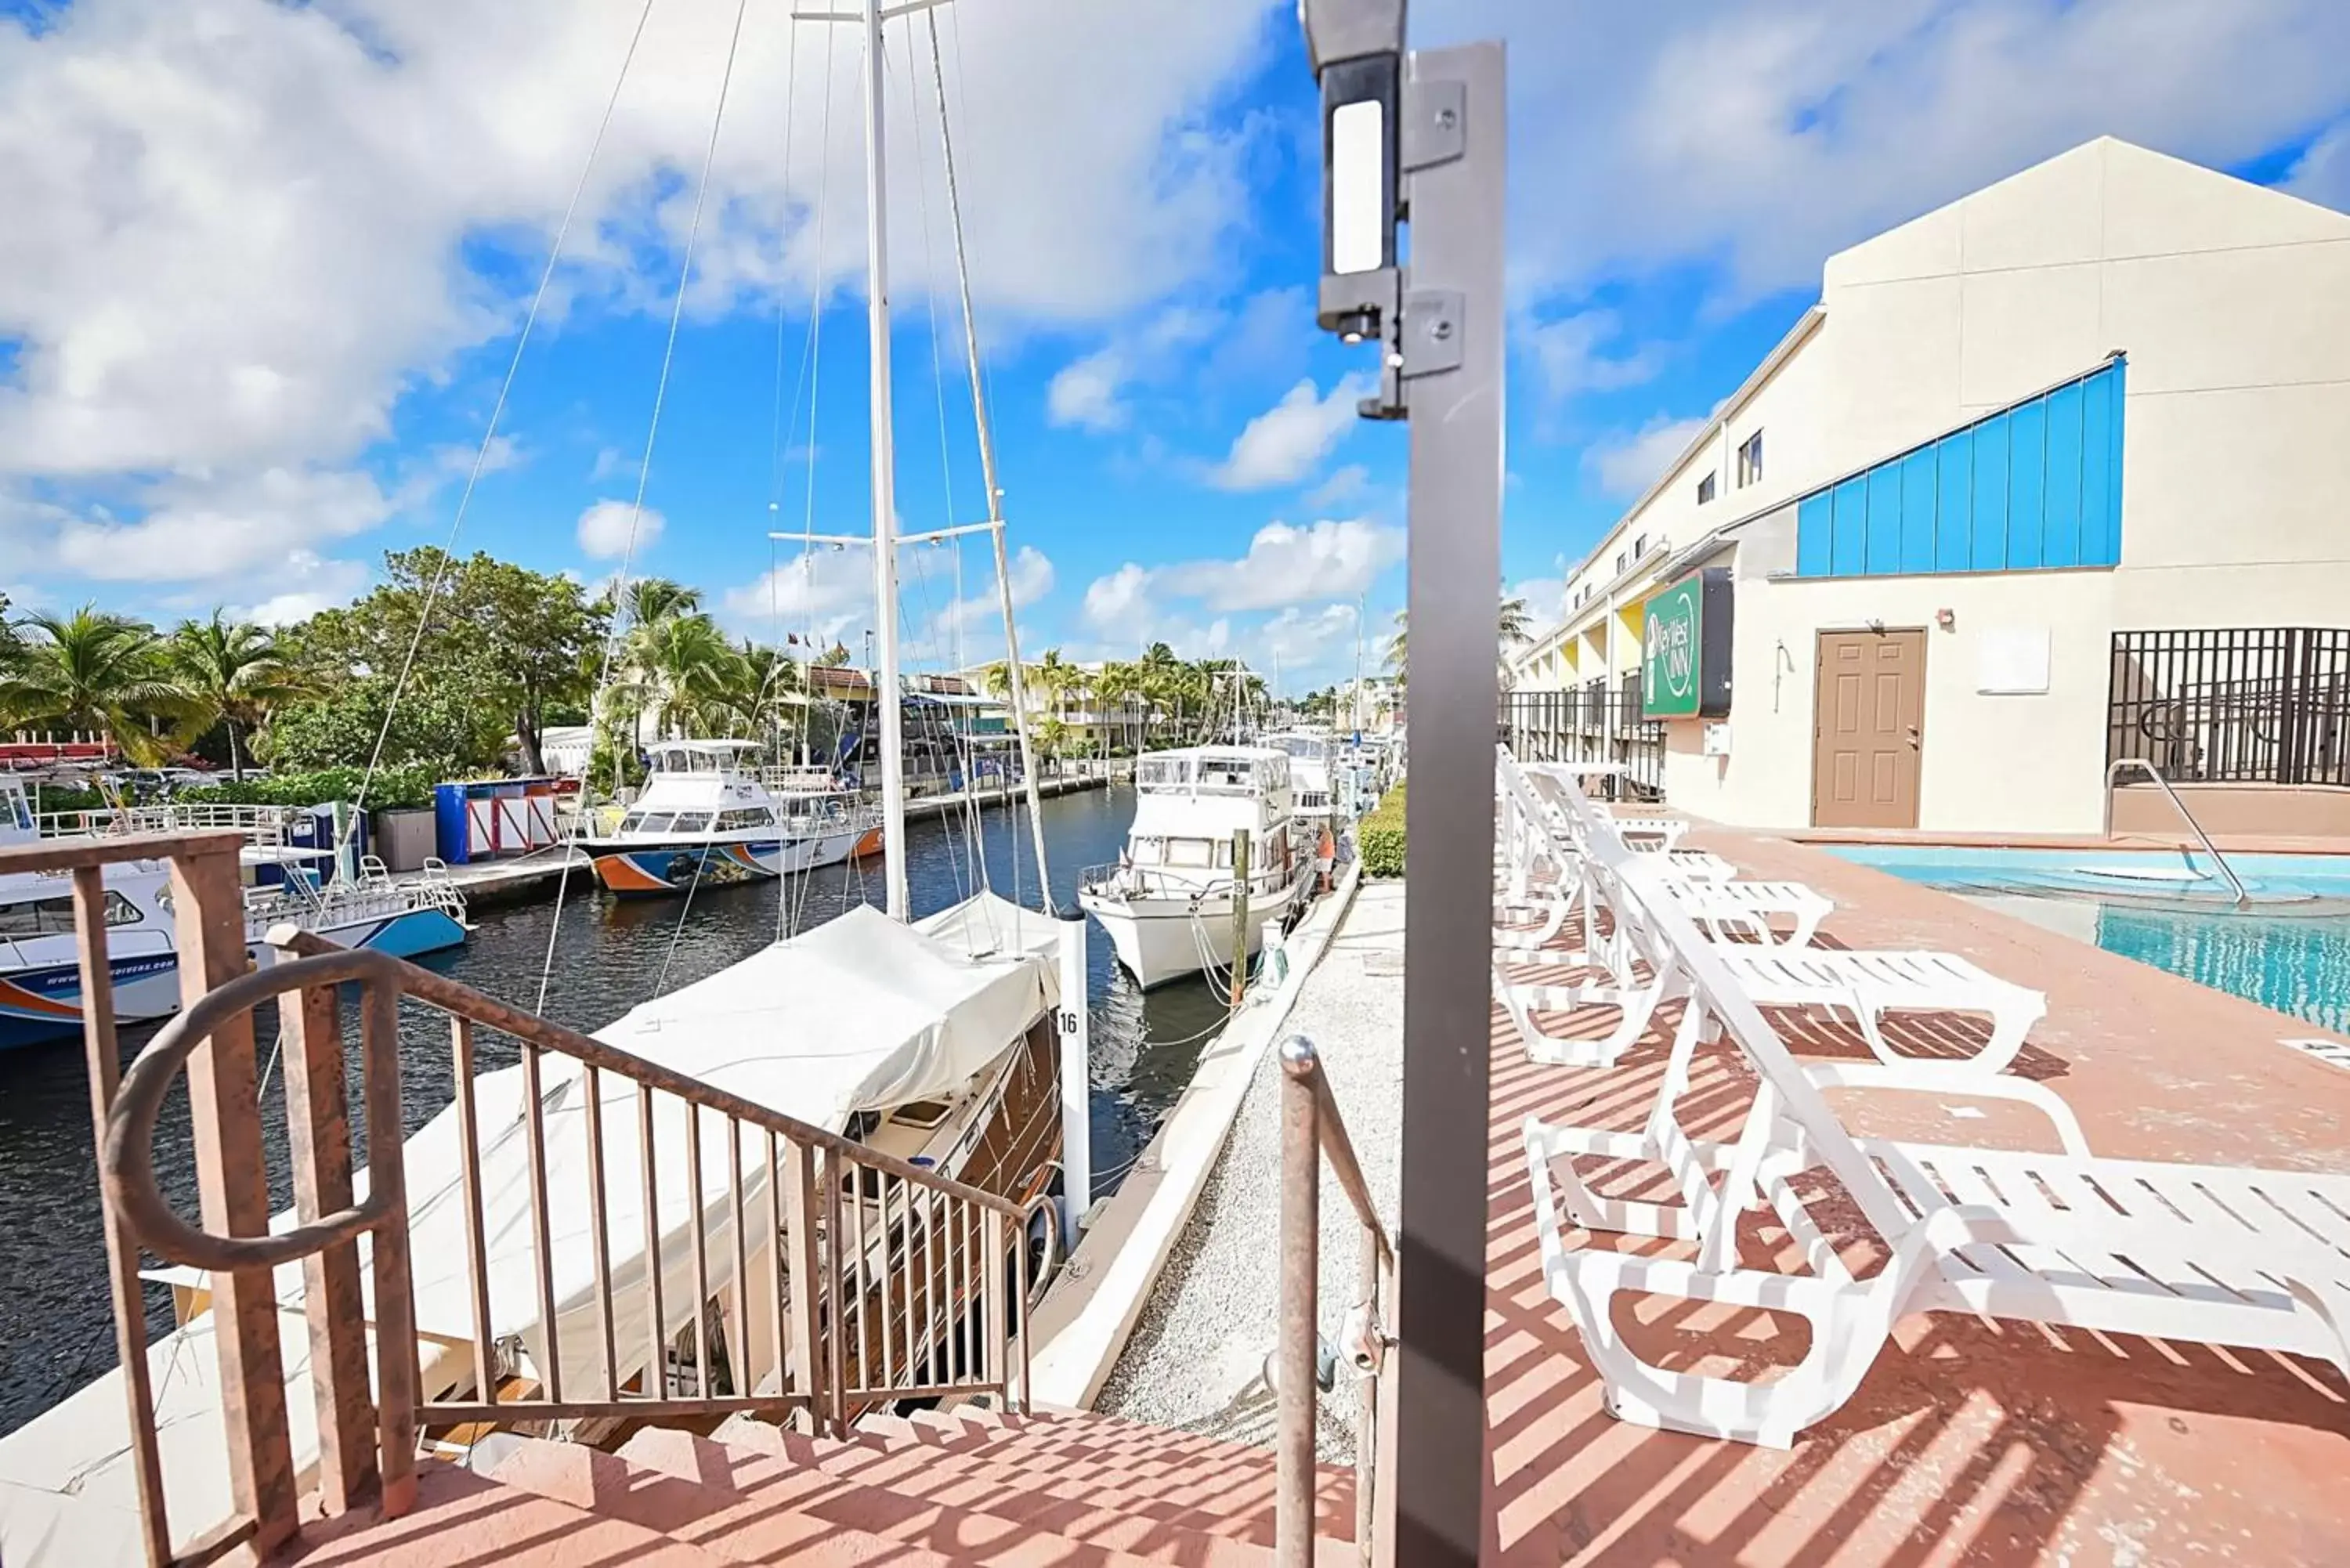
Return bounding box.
[1640,567,1734,719]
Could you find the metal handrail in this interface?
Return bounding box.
[2103,757,2251,907]
[1275,1034,1394,1568]
[79,858,1045,1565]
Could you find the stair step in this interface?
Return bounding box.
[490,1438,954,1566]
[859,1411,1357,1509]
[728,1420,1354,1551]
[682,1425,1304,1566]
[587,1429,1187,1568]
[267,1458,732,1568]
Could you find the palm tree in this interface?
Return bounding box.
[610,609,739,741]
[1095,662,1138,756]
[620,577,703,629]
[169,611,309,781]
[0,607,206,765]
[718,639,806,757]
[1384,594,1535,687]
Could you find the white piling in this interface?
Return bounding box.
[1058,908,1092,1237]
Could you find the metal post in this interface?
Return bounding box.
[862,0,909,922]
[1229,827,1253,1010]
[1394,42,1504,1568]
[1274,1039,1321,1568]
[1056,908,1092,1236]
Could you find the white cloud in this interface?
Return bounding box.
[1047,349,1130,432]
[1209,374,1376,491]
[234,554,374,627]
[1410,0,2350,305]
[902,544,1055,663]
[1302,464,1370,509]
[577,497,663,560]
[51,466,400,583]
[1523,309,1665,403]
[1253,602,1361,680]
[2287,120,2350,211]
[0,0,1278,594]
[720,545,876,647]
[1506,555,1574,634]
[1585,415,1708,499]
[1081,517,1404,634]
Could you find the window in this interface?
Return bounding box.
[633,812,677,835]
[1632,533,1648,561]
[1697,471,1718,504]
[0,891,141,938]
[670,812,711,833]
[1737,430,1764,487]
[1614,551,1627,576]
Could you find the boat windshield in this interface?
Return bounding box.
[671,812,712,833]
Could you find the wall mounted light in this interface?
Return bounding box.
[1936,608,1957,630]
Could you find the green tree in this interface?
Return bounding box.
[1383,594,1533,687]
[279,548,606,775]
[168,611,311,782]
[0,607,205,764]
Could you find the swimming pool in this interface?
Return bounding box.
[1825,845,2350,1032]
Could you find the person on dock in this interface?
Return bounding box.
[1316,822,1336,894]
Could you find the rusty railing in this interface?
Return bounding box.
[12,829,1057,1567]
[1275,1033,1396,1568]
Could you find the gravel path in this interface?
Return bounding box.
[1094,880,1405,1461]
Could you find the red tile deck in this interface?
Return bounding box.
[1485,830,2350,1566]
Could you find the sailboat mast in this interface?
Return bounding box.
[862,0,909,921]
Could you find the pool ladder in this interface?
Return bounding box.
[2104,758,2251,908]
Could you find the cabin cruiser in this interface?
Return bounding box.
[0,775,469,1050]
[586,740,881,895]
[1078,746,1313,989]
[1262,730,1341,827]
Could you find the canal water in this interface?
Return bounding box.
[0,784,1229,1437]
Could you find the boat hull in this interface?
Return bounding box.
[589,826,877,896]
[0,906,470,1050]
[1079,879,1303,990]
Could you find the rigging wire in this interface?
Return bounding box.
[537,0,756,1014]
[339,0,658,846]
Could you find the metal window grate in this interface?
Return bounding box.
[2106,627,2350,787]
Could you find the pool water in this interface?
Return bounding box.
[1827,846,2350,1032]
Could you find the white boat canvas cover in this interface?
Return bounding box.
[0,892,1061,1568]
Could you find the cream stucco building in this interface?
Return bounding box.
[1508,137,2350,837]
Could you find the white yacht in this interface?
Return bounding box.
[0,775,470,1050]
[1078,746,1313,989]
[585,740,880,895]
[1263,730,1340,827]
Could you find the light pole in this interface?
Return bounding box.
[1301,4,1504,1565]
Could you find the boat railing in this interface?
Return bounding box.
[1077,858,1300,903]
[1273,1034,1393,1568]
[2,828,1052,1568]
[39,801,305,844]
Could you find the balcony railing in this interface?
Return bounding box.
[2108,627,2350,787]
[12,829,1054,1566]
[1499,688,1664,800]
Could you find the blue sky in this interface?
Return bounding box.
[3,0,2348,690]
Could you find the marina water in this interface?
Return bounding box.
[0,783,1224,1436]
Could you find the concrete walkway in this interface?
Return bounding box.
[1094,880,1405,1461]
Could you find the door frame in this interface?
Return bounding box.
[1809,625,1929,830]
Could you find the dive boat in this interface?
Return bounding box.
[584,740,880,895]
[1263,729,1340,826]
[0,775,470,1050]
[1078,745,1313,989]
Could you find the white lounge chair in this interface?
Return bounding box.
[1653,873,1833,948]
[1522,854,2350,1448]
[1718,945,2046,1075]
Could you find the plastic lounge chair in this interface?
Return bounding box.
[1653,873,1832,948]
[1521,854,2350,1448]
[1718,945,2046,1075]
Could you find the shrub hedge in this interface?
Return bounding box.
[1357,783,1406,878]
[179,764,439,813]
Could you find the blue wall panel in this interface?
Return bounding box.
[1865,465,1904,573]
[1970,414,2011,571]
[1790,356,2124,577]
[1899,450,1940,573]
[1831,477,1867,575]
[2041,380,2084,568]
[2005,398,2047,569]
[1934,429,1973,572]
[1796,493,1835,576]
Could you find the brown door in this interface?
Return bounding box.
[1811,629,1925,829]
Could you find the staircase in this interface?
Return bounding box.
[273,1407,1358,1567]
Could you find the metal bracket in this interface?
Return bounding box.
[1402,78,1466,172]
[1400,289,1466,379]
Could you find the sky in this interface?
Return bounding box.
[2,0,2348,693]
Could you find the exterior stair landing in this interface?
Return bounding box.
[266,1408,1358,1568]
